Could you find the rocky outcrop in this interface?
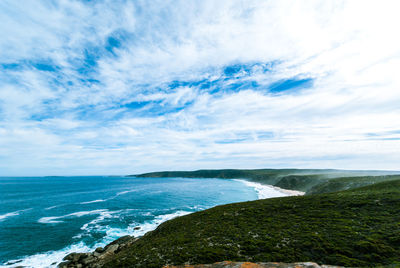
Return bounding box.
[59,250,344,268]
[164,261,343,268]
[58,235,138,268]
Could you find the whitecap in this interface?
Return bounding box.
[0,208,31,221]
[69,210,109,217]
[38,209,110,224]
[87,210,192,243]
[1,241,96,268]
[79,210,192,243]
[116,189,138,196]
[129,210,192,237]
[0,211,21,221]
[79,210,121,232]
[44,205,59,210]
[38,216,64,224]
[5,210,193,267]
[79,199,106,204]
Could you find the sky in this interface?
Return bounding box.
[1,0,400,176]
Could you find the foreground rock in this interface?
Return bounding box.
[58,236,344,268]
[164,261,343,268]
[58,235,138,268]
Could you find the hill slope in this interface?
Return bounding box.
[133,169,400,194]
[102,180,400,267]
[307,175,400,194]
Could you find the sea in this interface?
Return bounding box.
[0,176,291,267]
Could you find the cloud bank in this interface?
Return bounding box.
[1,0,400,175]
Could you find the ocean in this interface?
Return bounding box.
[0,176,290,267]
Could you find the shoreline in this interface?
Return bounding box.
[57,178,306,267]
[2,177,305,267]
[233,179,305,198]
[269,184,305,196]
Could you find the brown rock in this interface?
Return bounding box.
[63,252,87,262]
[105,244,119,254]
[93,251,102,257]
[104,235,132,249]
[95,247,104,253]
[82,255,96,265]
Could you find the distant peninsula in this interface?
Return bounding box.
[132,168,400,194]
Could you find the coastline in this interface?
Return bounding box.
[2,177,304,267]
[233,179,305,198]
[269,184,305,196]
[1,210,193,267]
[57,178,305,267]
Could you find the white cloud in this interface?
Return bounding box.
[0,0,400,175]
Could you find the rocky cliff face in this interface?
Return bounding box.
[58,237,343,268]
[58,236,343,268]
[58,235,137,268]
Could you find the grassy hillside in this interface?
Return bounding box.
[133,168,394,180]
[104,180,400,267]
[307,175,400,194]
[133,169,400,194]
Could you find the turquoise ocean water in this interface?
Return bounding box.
[0,176,265,267]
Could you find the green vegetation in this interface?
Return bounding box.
[104,180,400,267]
[133,169,400,194]
[307,175,400,194]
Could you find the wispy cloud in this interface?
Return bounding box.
[1,0,400,175]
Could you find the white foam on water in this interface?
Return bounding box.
[38,216,64,224]
[234,179,304,199]
[0,211,20,221]
[79,199,106,204]
[79,210,121,232]
[0,208,31,221]
[38,209,110,224]
[1,241,94,268]
[44,204,69,210]
[84,210,193,243]
[83,210,193,241]
[44,205,59,210]
[2,210,193,267]
[129,210,192,237]
[116,189,138,196]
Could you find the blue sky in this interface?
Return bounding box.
[1,0,400,176]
